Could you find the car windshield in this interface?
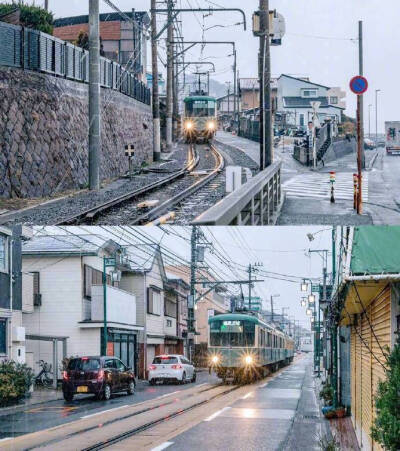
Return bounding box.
[153,357,178,364]
[68,358,101,371]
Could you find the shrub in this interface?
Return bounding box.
[0,3,54,34]
[371,335,400,451]
[319,383,334,405]
[0,360,34,406]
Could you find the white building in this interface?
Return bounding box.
[22,234,142,379]
[0,226,32,365]
[276,74,345,129]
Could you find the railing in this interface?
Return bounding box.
[0,21,150,105]
[193,161,282,225]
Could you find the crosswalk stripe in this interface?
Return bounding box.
[283,173,369,201]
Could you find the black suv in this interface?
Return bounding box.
[62,356,136,402]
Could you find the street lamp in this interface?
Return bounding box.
[301,280,308,292]
[300,298,307,307]
[306,308,312,316]
[308,294,315,304]
[102,255,119,356]
[375,89,381,147]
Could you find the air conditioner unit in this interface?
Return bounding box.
[33,293,42,306]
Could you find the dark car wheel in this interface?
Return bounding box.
[127,381,135,395]
[103,384,111,401]
[63,391,74,402]
[181,372,186,384]
[191,372,196,383]
[149,379,155,386]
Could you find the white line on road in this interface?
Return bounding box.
[159,390,181,399]
[195,383,207,388]
[151,442,174,451]
[241,392,253,399]
[80,405,129,419]
[204,406,231,422]
[0,438,12,442]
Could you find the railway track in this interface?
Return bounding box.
[8,382,241,451]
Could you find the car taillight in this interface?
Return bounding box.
[97,369,104,380]
[62,371,69,380]
[149,365,156,371]
[171,364,182,369]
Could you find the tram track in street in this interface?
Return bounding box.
[5,382,240,451]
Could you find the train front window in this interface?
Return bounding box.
[210,320,255,346]
[186,100,216,117]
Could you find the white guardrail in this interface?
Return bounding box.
[193,161,283,225]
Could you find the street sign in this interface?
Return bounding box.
[349,75,368,95]
[311,284,319,293]
[125,144,135,157]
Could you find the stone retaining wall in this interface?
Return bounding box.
[0,66,153,198]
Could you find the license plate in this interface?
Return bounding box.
[77,386,88,393]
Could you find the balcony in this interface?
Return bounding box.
[88,285,137,326]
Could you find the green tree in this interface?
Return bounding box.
[371,335,400,451]
[74,30,105,56]
[0,2,53,34]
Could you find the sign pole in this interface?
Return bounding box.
[357,94,363,214]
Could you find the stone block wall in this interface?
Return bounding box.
[0,66,153,198]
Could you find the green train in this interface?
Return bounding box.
[208,313,295,383]
[182,95,217,143]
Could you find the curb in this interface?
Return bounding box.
[367,150,380,170]
[0,392,64,417]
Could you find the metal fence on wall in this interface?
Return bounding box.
[0,21,151,105]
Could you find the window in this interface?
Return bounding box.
[68,358,100,371]
[153,356,178,364]
[84,265,112,299]
[165,298,177,318]
[302,89,318,98]
[104,359,116,369]
[209,320,255,347]
[0,235,7,273]
[0,319,6,354]
[148,287,161,315]
[330,96,338,104]
[32,272,40,294]
[115,359,126,371]
[166,319,172,328]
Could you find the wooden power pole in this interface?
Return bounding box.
[151,0,161,161]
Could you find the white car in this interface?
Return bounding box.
[148,354,196,385]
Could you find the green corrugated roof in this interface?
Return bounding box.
[350,226,400,275]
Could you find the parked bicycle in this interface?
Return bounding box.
[34,360,53,388]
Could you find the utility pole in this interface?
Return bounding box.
[248,264,252,309]
[172,29,178,141]
[44,0,49,11]
[233,48,237,130]
[359,21,365,169]
[368,104,372,139]
[189,226,198,333]
[259,0,272,170]
[89,0,100,190]
[151,0,161,161]
[270,295,274,323]
[166,0,174,151]
[226,81,231,120]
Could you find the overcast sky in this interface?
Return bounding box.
[42,0,395,131]
[39,225,334,330]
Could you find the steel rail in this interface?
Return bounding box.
[23,383,222,451]
[81,385,240,451]
[54,146,199,225]
[135,144,224,225]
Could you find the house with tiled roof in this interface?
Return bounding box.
[276,74,345,129]
[22,234,143,380]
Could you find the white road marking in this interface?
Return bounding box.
[283,172,369,201]
[151,442,174,451]
[204,406,231,422]
[241,392,254,399]
[159,390,181,399]
[80,405,128,419]
[0,438,13,442]
[195,383,207,388]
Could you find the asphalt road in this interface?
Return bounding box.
[216,132,400,225]
[0,371,219,440]
[155,354,329,451]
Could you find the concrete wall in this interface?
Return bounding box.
[91,284,136,325]
[0,66,153,199]
[323,138,356,163]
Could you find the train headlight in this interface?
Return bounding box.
[244,355,253,365]
[207,121,215,130]
[211,355,219,364]
[185,121,194,130]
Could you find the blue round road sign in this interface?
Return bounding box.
[350,76,368,95]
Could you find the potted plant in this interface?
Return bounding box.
[334,406,347,418]
[319,383,334,406]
